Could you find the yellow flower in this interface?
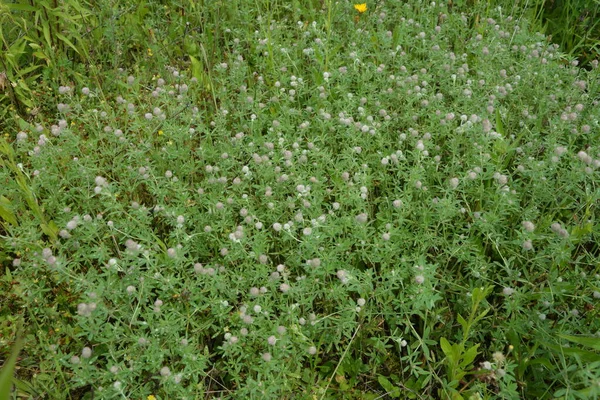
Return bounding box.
[147,396,157,400]
[158,130,164,136]
[147,48,153,57]
[354,3,367,13]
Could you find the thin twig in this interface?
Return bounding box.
[319,324,361,400]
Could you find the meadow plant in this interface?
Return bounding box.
[1,0,600,399]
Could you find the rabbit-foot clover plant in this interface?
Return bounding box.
[1,0,599,399]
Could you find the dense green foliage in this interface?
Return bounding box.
[1,0,599,399]
[500,0,600,66]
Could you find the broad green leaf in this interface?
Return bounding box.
[136,2,150,20]
[377,376,400,398]
[493,138,508,157]
[378,375,394,392]
[440,337,459,361]
[190,55,203,82]
[0,196,18,226]
[32,51,50,62]
[451,392,465,400]
[457,314,467,332]
[495,109,505,136]
[460,344,479,368]
[183,38,198,55]
[40,221,58,241]
[6,3,37,12]
[571,223,593,238]
[472,286,493,305]
[38,0,52,10]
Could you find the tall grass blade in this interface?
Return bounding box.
[0,337,24,400]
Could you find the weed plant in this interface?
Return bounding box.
[1,0,600,399]
[491,0,600,67]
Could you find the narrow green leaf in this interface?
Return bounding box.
[456,313,468,332]
[55,33,81,55]
[554,388,567,397]
[16,76,32,91]
[474,308,489,322]
[0,138,14,157]
[14,82,34,107]
[68,0,92,15]
[542,341,600,363]
[41,20,52,50]
[575,383,600,398]
[525,357,555,371]
[0,337,24,400]
[32,51,50,62]
[8,38,28,61]
[495,109,505,136]
[15,64,43,77]
[558,334,600,351]
[11,377,37,397]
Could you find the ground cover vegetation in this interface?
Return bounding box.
[1,0,599,399]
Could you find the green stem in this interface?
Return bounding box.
[324,0,334,71]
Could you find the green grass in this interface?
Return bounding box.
[1,0,600,399]
[494,0,600,67]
